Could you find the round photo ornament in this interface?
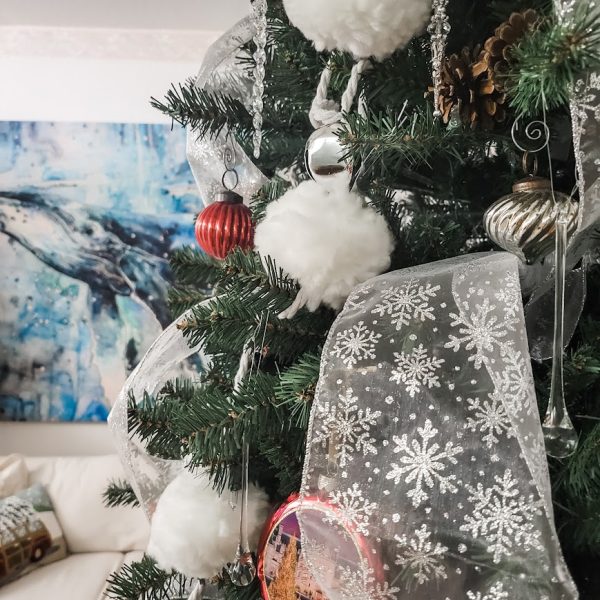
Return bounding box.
[257,494,382,600]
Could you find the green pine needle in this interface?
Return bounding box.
[507,3,600,116]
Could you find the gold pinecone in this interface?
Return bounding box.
[476,9,539,92]
[437,46,506,131]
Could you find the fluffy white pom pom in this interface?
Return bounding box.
[255,180,393,312]
[283,0,432,59]
[147,469,269,579]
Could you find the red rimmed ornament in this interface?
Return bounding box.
[257,493,382,600]
[195,190,254,260]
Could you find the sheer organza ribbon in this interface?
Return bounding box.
[299,252,577,600]
[185,17,267,207]
[108,302,210,518]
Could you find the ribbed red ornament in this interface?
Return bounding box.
[195,191,254,259]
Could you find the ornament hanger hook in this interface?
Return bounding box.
[522,151,539,177]
[222,131,240,192]
[511,117,550,154]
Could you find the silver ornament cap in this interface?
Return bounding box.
[305,123,352,188]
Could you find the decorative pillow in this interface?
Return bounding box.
[0,455,28,498]
[0,483,67,586]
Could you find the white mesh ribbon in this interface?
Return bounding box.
[299,253,578,600]
[108,303,210,518]
[186,17,267,206]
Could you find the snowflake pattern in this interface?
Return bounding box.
[494,346,533,415]
[313,388,381,468]
[395,523,448,586]
[299,256,572,599]
[465,392,514,448]
[390,344,445,398]
[346,284,374,310]
[338,564,400,600]
[386,419,463,507]
[460,469,542,563]
[332,321,382,368]
[445,298,515,369]
[466,582,509,600]
[371,279,440,331]
[494,271,521,319]
[327,483,377,536]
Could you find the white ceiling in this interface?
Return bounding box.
[0,0,251,31]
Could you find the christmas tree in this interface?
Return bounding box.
[105,1,600,599]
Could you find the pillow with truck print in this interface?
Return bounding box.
[0,483,67,586]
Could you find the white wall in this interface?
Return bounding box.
[0,7,248,455]
[0,423,116,456]
[0,28,220,124]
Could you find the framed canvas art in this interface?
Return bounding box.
[0,120,198,422]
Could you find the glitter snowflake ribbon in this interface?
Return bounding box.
[299,252,577,600]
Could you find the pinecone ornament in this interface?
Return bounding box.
[437,46,506,130]
[476,9,539,92]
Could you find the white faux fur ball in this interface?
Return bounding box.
[255,180,394,312]
[147,469,269,579]
[283,0,432,59]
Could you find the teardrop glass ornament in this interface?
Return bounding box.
[228,440,256,586]
[542,201,578,458]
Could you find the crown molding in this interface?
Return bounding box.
[0,26,221,61]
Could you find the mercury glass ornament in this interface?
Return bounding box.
[195,191,254,260]
[305,124,352,188]
[484,176,579,264]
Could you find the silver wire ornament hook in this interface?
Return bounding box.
[511,117,551,154]
[222,132,240,192]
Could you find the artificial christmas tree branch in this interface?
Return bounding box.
[105,556,189,600]
[103,480,139,509]
[151,83,251,139]
[106,1,600,597]
[507,1,600,115]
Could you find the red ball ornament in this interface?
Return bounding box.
[195,191,254,259]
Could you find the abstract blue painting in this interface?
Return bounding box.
[0,121,198,422]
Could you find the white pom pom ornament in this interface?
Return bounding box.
[147,469,269,579]
[255,180,393,314]
[283,0,432,59]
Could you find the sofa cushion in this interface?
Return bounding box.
[26,456,149,553]
[0,552,125,600]
[0,483,67,586]
[0,455,28,498]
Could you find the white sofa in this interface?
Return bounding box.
[0,455,150,600]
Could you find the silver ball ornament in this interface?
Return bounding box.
[305,124,353,188]
[484,177,579,264]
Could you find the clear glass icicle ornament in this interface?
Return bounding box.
[542,200,579,458]
[228,438,256,586]
[251,0,268,159]
[428,0,450,118]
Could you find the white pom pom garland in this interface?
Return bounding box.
[283,0,432,59]
[254,180,394,314]
[147,469,269,579]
